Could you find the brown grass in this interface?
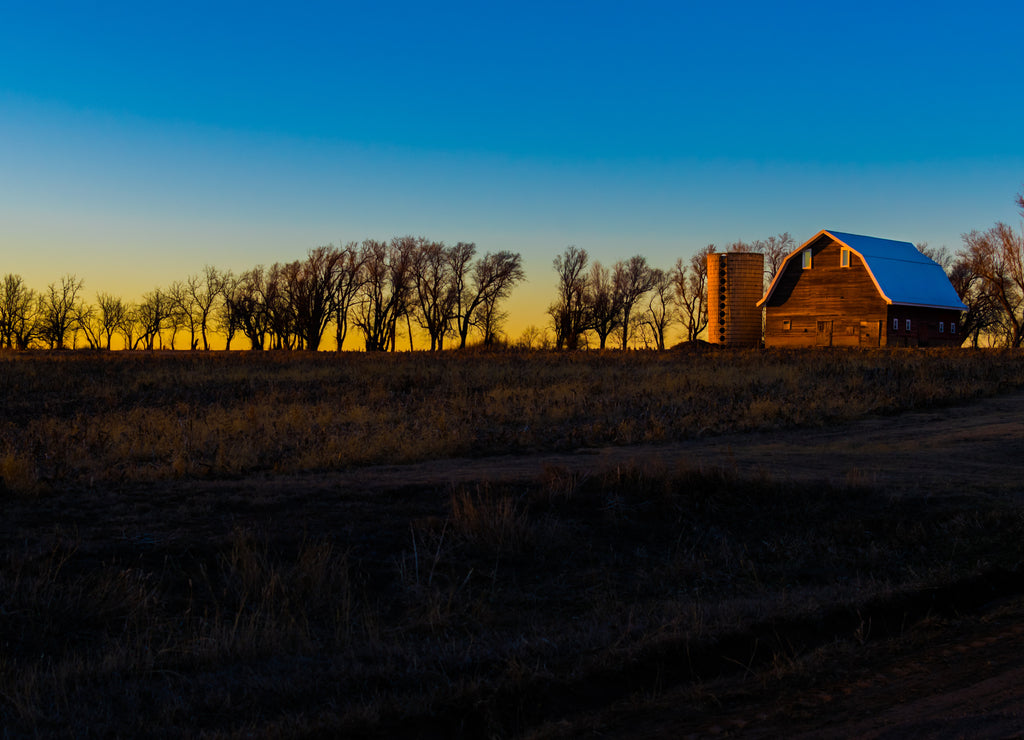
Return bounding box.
[2,348,1024,736]
[2,347,1024,494]
[3,460,1024,737]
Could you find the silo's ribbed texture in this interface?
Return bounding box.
[707,252,764,346]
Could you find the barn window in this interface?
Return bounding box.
[802,250,812,269]
[905,319,912,331]
[782,319,791,331]
[951,322,957,334]
[840,248,851,268]
[892,317,899,331]
[939,321,945,333]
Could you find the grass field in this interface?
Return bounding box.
[2,348,1024,737]
[3,347,1024,493]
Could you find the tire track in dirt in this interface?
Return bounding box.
[311,388,1024,498]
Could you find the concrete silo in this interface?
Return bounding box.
[707,252,764,346]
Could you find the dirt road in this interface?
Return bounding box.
[328,389,1024,498]
[325,390,1024,739]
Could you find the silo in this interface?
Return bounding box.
[707,252,764,346]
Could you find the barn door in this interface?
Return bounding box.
[859,320,881,347]
[816,320,833,347]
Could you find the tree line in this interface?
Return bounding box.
[0,238,524,351]
[545,234,794,350]
[4,192,1024,351]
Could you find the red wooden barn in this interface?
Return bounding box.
[758,230,967,348]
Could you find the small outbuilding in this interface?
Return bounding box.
[758,230,967,348]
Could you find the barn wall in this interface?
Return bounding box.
[764,236,888,348]
[884,306,964,347]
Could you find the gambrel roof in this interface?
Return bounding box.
[758,229,968,311]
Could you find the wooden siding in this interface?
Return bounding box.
[765,235,887,348]
[884,305,964,347]
[764,235,963,348]
[708,252,764,346]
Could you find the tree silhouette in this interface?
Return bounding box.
[411,239,458,351]
[355,238,415,351]
[436,242,472,349]
[136,288,170,350]
[287,246,344,351]
[673,245,714,342]
[187,267,224,350]
[588,262,620,350]
[467,251,524,348]
[231,267,271,350]
[548,246,591,350]
[0,274,38,350]
[614,255,655,350]
[216,270,243,350]
[643,268,673,350]
[333,242,365,352]
[960,221,1024,347]
[38,274,84,349]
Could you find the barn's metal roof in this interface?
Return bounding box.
[758,229,968,311]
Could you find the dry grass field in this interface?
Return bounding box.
[3,347,1024,494]
[2,347,1024,737]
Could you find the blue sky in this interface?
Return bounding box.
[1,0,1022,338]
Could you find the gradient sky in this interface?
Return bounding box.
[2,0,1022,342]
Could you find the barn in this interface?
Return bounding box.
[758,230,967,348]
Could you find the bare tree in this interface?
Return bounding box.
[95,293,128,350]
[231,267,271,350]
[643,267,673,350]
[333,242,365,351]
[476,288,508,346]
[38,274,84,349]
[284,246,344,351]
[0,274,38,349]
[614,255,655,349]
[216,270,243,350]
[725,233,794,289]
[119,303,142,350]
[470,251,524,347]
[673,245,715,342]
[958,189,1024,347]
[411,239,457,350]
[588,261,620,349]
[264,263,297,349]
[136,288,170,350]
[389,238,418,351]
[75,296,128,351]
[548,246,592,350]
[355,237,415,351]
[916,242,954,272]
[185,266,224,350]
[74,301,103,349]
[439,244,525,349]
[947,256,1000,346]
[167,281,200,350]
[960,219,1024,347]
[447,242,478,348]
[759,232,794,287]
[516,324,548,350]
[354,241,389,351]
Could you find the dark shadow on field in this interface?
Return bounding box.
[3,390,1024,737]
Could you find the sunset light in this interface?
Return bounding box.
[2,2,1022,346]
[3,2,1024,737]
